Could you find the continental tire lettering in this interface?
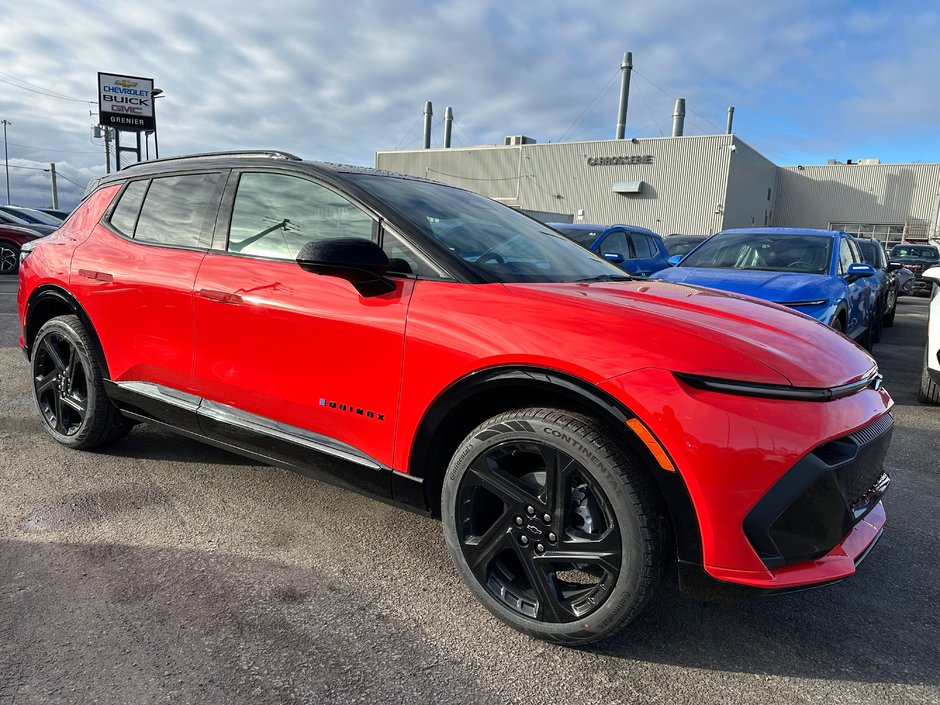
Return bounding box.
[542,427,601,467]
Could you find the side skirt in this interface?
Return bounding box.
[105,381,429,516]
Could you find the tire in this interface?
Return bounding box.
[441,408,661,645]
[883,301,896,327]
[0,242,19,274]
[918,346,940,404]
[31,315,133,448]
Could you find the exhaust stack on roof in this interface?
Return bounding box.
[726,106,735,134]
[423,101,433,149]
[671,98,686,137]
[614,52,633,140]
[444,106,453,148]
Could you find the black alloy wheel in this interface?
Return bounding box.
[0,243,19,274]
[31,315,132,448]
[442,408,660,644]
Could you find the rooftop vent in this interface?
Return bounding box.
[505,135,536,146]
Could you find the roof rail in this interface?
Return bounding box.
[121,150,303,171]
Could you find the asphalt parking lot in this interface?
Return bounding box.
[1,273,938,705]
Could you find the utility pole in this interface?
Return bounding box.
[49,163,59,209]
[104,127,112,174]
[2,119,10,203]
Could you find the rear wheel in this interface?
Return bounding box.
[441,408,660,644]
[0,242,19,274]
[31,315,132,448]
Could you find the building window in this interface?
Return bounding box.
[830,223,905,248]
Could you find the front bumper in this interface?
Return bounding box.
[600,367,893,592]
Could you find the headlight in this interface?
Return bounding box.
[675,370,882,401]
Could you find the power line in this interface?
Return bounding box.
[0,71,95,103]
[8,141,101,154]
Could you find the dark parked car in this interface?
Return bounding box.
[0,210,57,237]
[0,205,64,226]
[18,151,893,644]
[888,243,940,295]
[0,223,45,274]
[854,237,899,328]
[38,208,72,221]
[664,234,707,258]
[549,223,671,277]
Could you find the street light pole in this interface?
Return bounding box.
[151,88,163,159]
[1,119,11,204]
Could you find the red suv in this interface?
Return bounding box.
[18,151,894,644]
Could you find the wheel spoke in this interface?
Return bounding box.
[462,519,514,582]
[35,370,58,395]
[53,394,66,433]
[516,547,569,622]
[61,394,87,418]
[40,336,68,373]
[545,527,621,575]
[464,457,543,507]
[542,447,577,518]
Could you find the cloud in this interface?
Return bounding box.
[1,0,938,208]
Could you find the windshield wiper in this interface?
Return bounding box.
[574,274,633,282]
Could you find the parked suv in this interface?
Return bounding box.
[549,223,671,278]
[18,151,893,644]
[889,243,940,296]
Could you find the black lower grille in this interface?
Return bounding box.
[744,414,893,569]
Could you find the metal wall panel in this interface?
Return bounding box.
[723,138,778,229]
[376,135,735,236]
[773,164,940,239]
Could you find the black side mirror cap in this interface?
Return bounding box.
[296,237,396,297]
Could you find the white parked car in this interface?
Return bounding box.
[919,266,940,403]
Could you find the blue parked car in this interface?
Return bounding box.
[652,228,879,347]
[549,223,670,278]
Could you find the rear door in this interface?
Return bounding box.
[71,171,225,394]
[191,170,413,470]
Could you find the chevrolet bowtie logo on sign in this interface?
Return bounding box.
[97,71,156,132]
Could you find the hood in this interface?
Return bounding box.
[504,280,875,389]
[654,267,830,303]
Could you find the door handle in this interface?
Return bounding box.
[198,289,243,305]
[78,269,113,282]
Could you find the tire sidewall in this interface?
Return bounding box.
[441,411,650,643]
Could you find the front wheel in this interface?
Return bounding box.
[441,408,661,644]
[0,242,20,274]
[31,315,132,448]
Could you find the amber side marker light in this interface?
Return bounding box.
[626,418,676,472]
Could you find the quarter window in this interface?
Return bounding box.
[133,173,221,248]
[228,173,374,259]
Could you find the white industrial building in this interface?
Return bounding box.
[376,134,940,248]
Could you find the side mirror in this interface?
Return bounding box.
[923,266,940,285]
[846,263,876,281]
[668,255,683,267]
[602,251,626,264]
[886,260,903,272]
[296,237,396,297]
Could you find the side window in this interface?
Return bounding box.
[228,172,374,259]
[598,231,630,258]
[109,180,149,237]
[838,239,855,274]
[381,229,441,278]
[629,233,656,259]
[134,173,221,248]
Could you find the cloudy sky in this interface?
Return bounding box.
[2,0,939,210]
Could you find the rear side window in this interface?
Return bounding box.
[109,181,148,236]
[133,173,221,248]
[630,233,657,258]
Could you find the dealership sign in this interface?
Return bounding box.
[98,72,155,132]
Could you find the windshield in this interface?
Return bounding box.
[679,232,832,275]
[348,175,628,283]
[891,245,940,261]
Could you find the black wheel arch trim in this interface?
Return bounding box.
[408,364,703,566]
[24,285,111,379]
